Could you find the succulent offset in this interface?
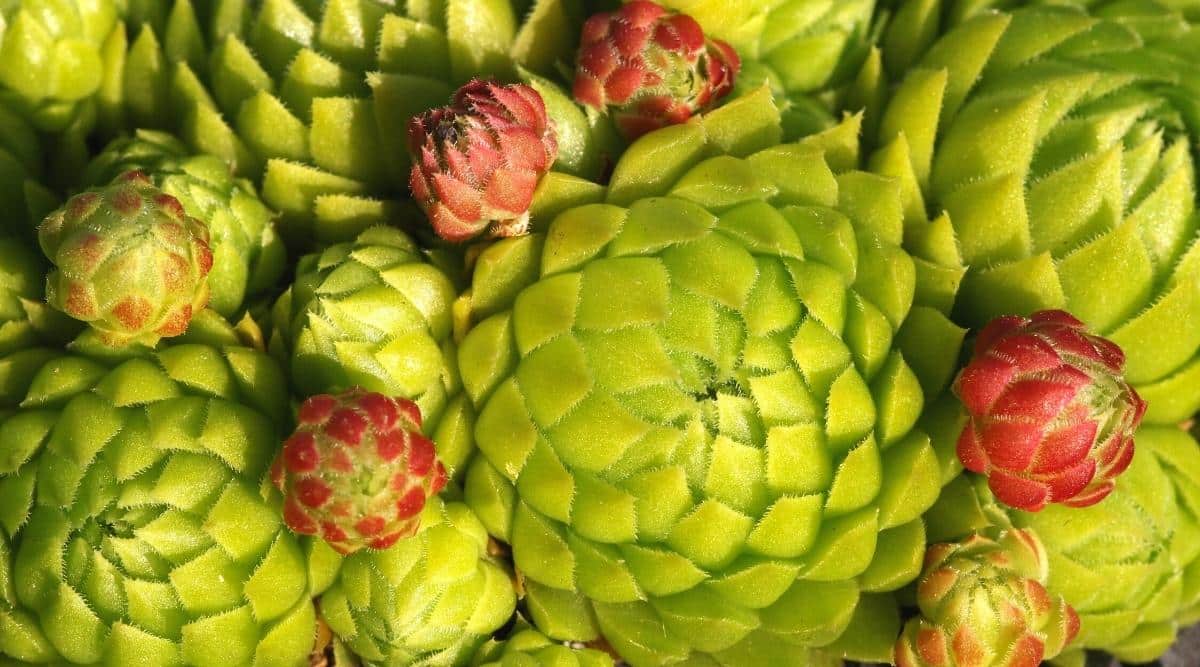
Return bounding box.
[954,310,1145,511]
[0,332,317,665]
[573,0,741,138]
[38,172,214,346]
[82,130,286,317]
[318,496,517,665]
[895,528,1079,667]
[459,95,943,664]
[272,389,449,555]
[409,80,559,242]
[871,0,1200,424]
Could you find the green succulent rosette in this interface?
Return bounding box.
[0,0,123,131]
[471,623,614,667]
[81,129,287,318]
[317,496,517,666]
[112,0,604,246]
[870,1,1200,423]
[270,225,475,475]
[0,333,319,665]
[456,91,941,665]
[1010,426,1200,663]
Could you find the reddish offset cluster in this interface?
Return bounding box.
[954,310,1145,512]
[896,529,1079,667]
[408,80,558,243]
[37,171,213,346]
[273,389,448,554]
[573,0,740,138]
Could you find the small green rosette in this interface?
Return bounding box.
[457,90,941,665]
[0,0,122,131]
[82,129,286,318]
[871,0,1200,423]
[0,334,317,666]
[318,497,517,666]
[271,225,475,475]
[1012,426,1200,664]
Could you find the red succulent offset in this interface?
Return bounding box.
[573,0,741,138]
[408,80,558,243]
[273,388,448,554]
[953,310,1146,512]
[895,529,1080,667]
[37,170,213,346]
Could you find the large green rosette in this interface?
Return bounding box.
[317,496,517,666]
[82,129,286,318]
[0,0,122,131]
[871,0,1200,423]
[112,0,601,245]
[1012,426,1200,664]
[270,225,474,475]
[0,334,318,665]
[457,91,941,666]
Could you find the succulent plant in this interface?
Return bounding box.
[272,389,449,555]
[82,129,286,317]
[572,0,740,139]
[0,331,318,665]
[410,80,559,243]
[318,496,518,666]
[457,91,943,665]
[871,0,1200,424]
[112,0,604,245]
[894,528,1079,667]
[1012,426,1200,663]
[471,623,615,667]
[38,172,215,347]
[954,310,1145,512]
[0,0,123,131]
[270,225,475,476]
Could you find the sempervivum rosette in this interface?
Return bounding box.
[953,310,1145,511]
[871,0,1200,424]
[1011,426,1200,663]
[317,496,518,666]
[0,0,122,131]
[270,226,474,475]
[0,332,318,665]
[895,528,1079,667]
[572,1,740,139]
[112,0,601,245]
[471,622,614,667]
[38,172,215,347]
[81,130,286,318]
[457,92,943,665]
